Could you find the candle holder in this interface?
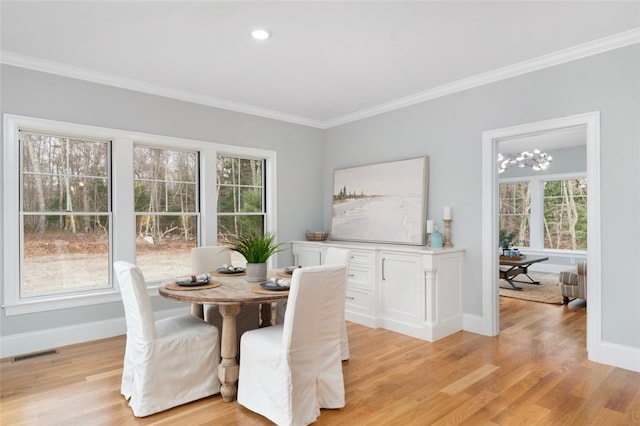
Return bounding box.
[443,219,453,247]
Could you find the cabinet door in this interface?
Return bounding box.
[380,252,422,325]
[293,244,323,266]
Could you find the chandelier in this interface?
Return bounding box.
[498,149,552,174]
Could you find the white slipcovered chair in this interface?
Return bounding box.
[114,261,220,417]
[276,246,351,360]
[237,264,347,426]
[191,246,260,344]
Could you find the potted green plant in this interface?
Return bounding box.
[499,229,517,256]
[231,231,285,282]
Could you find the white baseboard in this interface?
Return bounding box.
[0,307,189,359]
[591,340,640,373]
[463,313,488,336]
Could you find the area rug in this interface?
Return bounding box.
[499,272,563,305]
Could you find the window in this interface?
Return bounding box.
[543,178,587,250]
[134,146,199,281]
[499,181,530,247]
[499,175,587,252]
[216,155,266,254]
[4,115,277,315]
[20,131,111,297]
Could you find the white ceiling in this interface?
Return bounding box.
[1,1,640,128]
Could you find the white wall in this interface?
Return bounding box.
[323,44,640,349]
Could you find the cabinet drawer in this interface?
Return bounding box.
[349,250,374,267]
[347,265,374,289]
[345,287,373,314]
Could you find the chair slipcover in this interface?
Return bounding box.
[114,261,221,417]
[323,247,351,360]
[276,247,351,360]
[191,246,260,342]
[237,264,347,426]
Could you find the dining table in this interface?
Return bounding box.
[158,269,290,402]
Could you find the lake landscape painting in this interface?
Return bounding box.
[331,157,428,245]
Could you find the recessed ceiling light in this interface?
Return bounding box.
[251,29,271,40]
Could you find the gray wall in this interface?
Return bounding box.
[323,44,640,348]
[0,65,324,337]
[2,43,639,350]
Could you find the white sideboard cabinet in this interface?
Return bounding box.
[291,240,465,342]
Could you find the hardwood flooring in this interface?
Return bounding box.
[2,297,640,425]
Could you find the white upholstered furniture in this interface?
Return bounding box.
[323,247,351,360]
[275,246,351,360]
[191,246,260,344]
[237,264,347,425]
[114,261,220,417]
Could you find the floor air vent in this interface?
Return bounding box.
[13,349,59,362]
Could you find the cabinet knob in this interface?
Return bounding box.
[346,295,355,300]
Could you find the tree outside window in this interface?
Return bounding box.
[543,178,587,250]
[498,181,531,248]
[21,132,111,296]
[216,156,265,257]
[134,146,198,281]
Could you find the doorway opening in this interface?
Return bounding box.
[481,112,601,358]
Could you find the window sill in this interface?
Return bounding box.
[2,290,124,316]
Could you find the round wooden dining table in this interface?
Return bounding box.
[158,271,290,402]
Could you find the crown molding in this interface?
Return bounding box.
[0,51,325,129]
[2,27,639,130]
[322,27,640,128]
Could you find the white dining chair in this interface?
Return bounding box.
[237,264,347,425]
[276,246,351,360]
[114,261,220,417]
[323,247,351,361]
[191,246,260,343]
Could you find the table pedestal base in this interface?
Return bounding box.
[218,304,240,402]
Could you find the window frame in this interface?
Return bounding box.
[499,171,587,255]
[3,114,277,315]
[19,131,113,299]
[133,145,201,283]
[216,154,268,245]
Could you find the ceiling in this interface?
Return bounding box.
[1,1,639,128]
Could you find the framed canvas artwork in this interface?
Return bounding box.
[330,157,429,245]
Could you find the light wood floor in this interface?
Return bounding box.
[2,297,640,425]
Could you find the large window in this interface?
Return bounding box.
[3,115,276,314]
[21,131,111,297]
[544,178,587,250]
[499,175,587,252]
[216,155,265,246]
[134,146,199,281]
[498,181,531,247]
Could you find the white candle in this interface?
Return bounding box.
[426,220,434,233]
[443,206,452,220]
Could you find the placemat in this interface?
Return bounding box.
[251,285,289,295]
[275,271,293,279]
[163,281,222,291]
[210,270,246,277]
